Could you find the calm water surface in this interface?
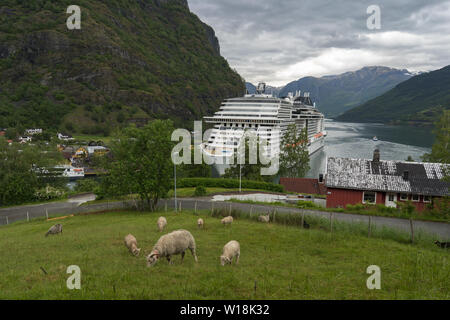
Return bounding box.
[306,120,435,178]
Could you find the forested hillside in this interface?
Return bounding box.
[337,65,450,125]
[0,0,245,134]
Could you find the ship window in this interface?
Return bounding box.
[363,192,376,204]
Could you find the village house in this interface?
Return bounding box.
[57,132,74,141]
[280,177,327,196]
[18,136,32,144]
[325,150,449,211]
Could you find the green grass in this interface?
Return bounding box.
[0,209,448,299]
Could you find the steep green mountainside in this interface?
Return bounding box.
[278,66,413,117]
[0,0,244,134]
[336,65,450,125]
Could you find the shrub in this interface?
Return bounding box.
[75,179,100,193]
[194,185,207,197]
[177,178,284,193]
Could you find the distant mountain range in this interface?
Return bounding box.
[246,66,415,117]
[280,66,416,117]
[336,65,450,125]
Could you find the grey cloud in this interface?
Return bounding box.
[189,0,450,86]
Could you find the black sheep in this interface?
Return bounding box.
[434,241,450,248]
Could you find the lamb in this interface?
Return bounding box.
[221,216,233,225]
[146,229,198,266]
[124,234,141,256]
[157,216,167,232]
[434,240,450,248]
[197,218,204,229]
[258,214,270,223]
[220,240,240,266]
[45,224,62,237]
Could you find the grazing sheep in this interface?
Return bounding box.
[220,240,240,266]
[146,229,198,267]
[124,234,141,256]
[45,224,62,237]
[157,216,167,232]
[197,218,204,229]
[221,216,233,226]
[434,241,450,248]
[258,214,270,223]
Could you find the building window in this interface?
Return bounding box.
[363,192,376,204]
[400,194,408,201]
[388,194,395,202]
[412,194,420,202]
[423,196,431,203]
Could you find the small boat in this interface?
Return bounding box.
[372,136,378,141]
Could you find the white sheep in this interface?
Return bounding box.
[157,216,167,232]
[146,229,198,267]
[220,240,240,266]
[124,234,141,256]
[258,214,270,223]
[45,224,62,237]
[197,218,204,229]
[221,216,233,226]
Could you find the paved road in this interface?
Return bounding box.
[1,196,449,240]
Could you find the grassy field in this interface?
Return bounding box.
[0,210,448,299]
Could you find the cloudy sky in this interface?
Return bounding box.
[189,0,450,86]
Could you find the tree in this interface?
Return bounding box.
[279,124,310,178]
[101,120,175,211]
[0,137,62,206]
[422,109,450,164]
[178,145,212,178]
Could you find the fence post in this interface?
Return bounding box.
[368,216,372,238]
[6,216,8,225]
[179,201,182,213]
[410,218,414,243]
[229,203,232,216]
[330,212,333,233]
[211,202,214,216]
[250,205,253,217]
[27,211,30,222]
[301,211,305,229]
[195,201,197,214]
[165,200,167,212]
[45,209,48,220]
[273,210,277,223]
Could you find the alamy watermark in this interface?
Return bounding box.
[66,265,81,290]
[366,265,381,290]
[66,5,81,30]
[171,121,279,175]
[367,5,381,30]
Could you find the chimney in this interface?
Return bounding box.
[403,171,409,180]
[319,174,324,183]
[373,149,380,162]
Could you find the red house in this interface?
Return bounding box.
[325,150,449,211]
[280,177,327,195]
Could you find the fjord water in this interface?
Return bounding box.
[306,120,435,178]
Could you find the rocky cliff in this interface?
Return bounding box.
[0,0,244,134]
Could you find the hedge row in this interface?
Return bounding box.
[177,178,284,193]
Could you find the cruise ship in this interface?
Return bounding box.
[201,82,326,164]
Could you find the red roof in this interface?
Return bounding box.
[280,178,327,195]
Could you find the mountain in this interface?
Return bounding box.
[336,65,450,125]
[278,66,413,117]
[0,0,244,135]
